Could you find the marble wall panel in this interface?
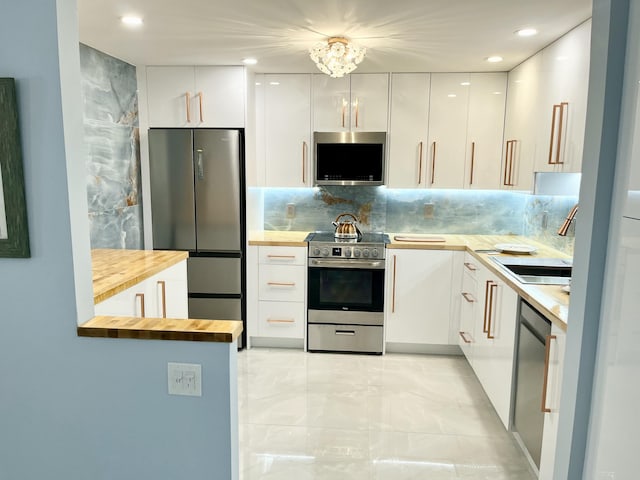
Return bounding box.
[80,43,142,249]
[523,195,578,255]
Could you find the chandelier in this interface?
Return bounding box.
[309,37,366,78]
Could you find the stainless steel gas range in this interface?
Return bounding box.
[305,232,389,354]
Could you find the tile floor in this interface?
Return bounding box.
[237,348,537,479]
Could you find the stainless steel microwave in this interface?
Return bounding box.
[313,131,386,186]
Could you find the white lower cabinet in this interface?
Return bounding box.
[458,255,518,429]
[247,245,307,346]
[94,259,188,318]
[538,324,566,479]
[385,249,454,345]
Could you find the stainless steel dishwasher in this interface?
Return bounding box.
[513,299,552,469]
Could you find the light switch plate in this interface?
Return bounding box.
[167,362,202,397]
[286,203,296,219]
[423,203,435,219]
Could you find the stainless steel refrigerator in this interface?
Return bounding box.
[148,128,245,346]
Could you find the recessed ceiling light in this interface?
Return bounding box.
[517,28,538,37]
[486,56,503,63]
[121,16,143,26]
[492,91,502,95]
[448,94,457,98]
[243,58,258,65]
[269,82,280,86]
[460,82,471,86]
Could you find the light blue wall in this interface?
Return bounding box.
[0,2,238,479]
[80,44,143,249]
[259,186,577,254]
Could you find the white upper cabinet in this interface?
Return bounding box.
[146,66,245,128]
[312,73,389,132]
[427,73,471,189]
[535,21,591,174]
[387,73,431,188]
[261,74,312,187]
[466,73,507,190]
[503,53,543,191]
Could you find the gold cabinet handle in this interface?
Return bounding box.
[135,293,146,318]
[486,282,497,339]
[157,280,167,318]
[198,91,204,123]
[185,92,191,123]
[542,334,558,413]
[504,140,516,186]
[302,141,307,184]
[267,282,296,287]
[392,255,397,313]
[461,292,476,303]
[267,318,295,324]
[459,331,472,344]
[555,102,568,165]
[483,280,491,333]
[431,141,437,184]
[341,98,347,128]
[418,141,424,185]
[463,262,477,272]
[354,97,359,128]
[469,141,476,185]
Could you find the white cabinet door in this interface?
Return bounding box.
[146,66,245,128]
[473,264,519,428]
[535,21,591,174]
[257,301,305,338]
[94,281,149,317]
[194,66,245,128]
[146,260,189,319]
[538,325,566,480]
[466,73,507,189]
[349,73,389,131]
[427,73,470,188]
[502,53,543,191]
[385,249,453,345]
[458,266,478,360]
[312,74,389,132]
[263,74,312,187]
[387,73,431,188]
[146,66,195,127]
[312,74,350,132]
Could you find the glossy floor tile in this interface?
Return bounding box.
[237,349,536,480]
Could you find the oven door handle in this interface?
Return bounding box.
[309,259,385,269]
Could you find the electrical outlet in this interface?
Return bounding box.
[423,203,435,219]
[168,362,202,397]
[286,203,296,219]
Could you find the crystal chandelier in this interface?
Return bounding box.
[309,37,366,78]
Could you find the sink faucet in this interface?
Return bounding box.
[558,204,579,236]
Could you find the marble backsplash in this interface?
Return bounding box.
[260,187,577,255]
[80,44,143,249]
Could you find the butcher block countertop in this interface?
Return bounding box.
[92,248,188,304]
[78,316,243,343]
[81,249,242,344]
[248,230,309,246]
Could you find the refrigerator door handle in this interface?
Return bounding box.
[196,148,205,180]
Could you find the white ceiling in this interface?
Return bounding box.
[78,0,592,73]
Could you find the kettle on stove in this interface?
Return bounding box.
[332,213,362,240]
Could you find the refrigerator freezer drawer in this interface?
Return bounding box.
[188,297,242,321]
[188,257,241,294]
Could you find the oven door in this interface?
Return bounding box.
[307,261,385,313]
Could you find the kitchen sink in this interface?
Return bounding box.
[490,257,572,285]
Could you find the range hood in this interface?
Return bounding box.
[533,172,581,196]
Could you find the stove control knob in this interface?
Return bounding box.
[312,247,321,256]
[362,249,370,258]
[353,249,361,258]
[344,248,352,258]
[371,249,379,258]
[321,247,330,257]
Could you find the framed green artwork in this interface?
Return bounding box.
[0,78,30,258]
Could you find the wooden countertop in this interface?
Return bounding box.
[92,249,188,304]
[84,249,242,344]
[78,316,243,343]
[248,230,310,246]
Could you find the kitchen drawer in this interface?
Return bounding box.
[258,246,306,266]
[462,253,480,279]
[258,265,306,302]
[307,323,383,353]
[257,301,305,338]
